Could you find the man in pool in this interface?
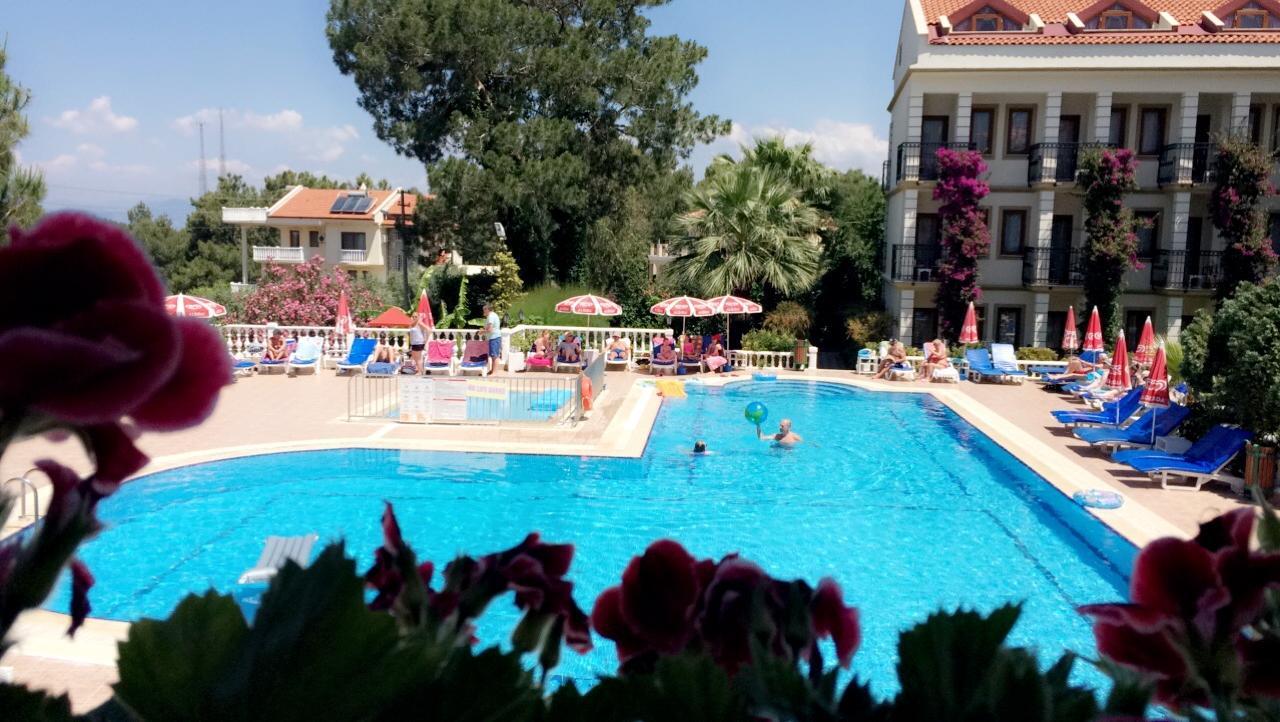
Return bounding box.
[693,440,707,454]
[758,418,802,446]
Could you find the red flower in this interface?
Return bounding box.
[811,578,862,668]
[1080,508,1280,711]
[619,540,700,653]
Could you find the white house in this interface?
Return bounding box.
[885,0,1280,348]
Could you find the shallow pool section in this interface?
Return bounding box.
[49,381,1132,691]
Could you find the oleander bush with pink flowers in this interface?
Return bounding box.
[2,213,1280,720]
[231,257,386,326]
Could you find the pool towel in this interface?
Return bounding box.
[655,379,686,398]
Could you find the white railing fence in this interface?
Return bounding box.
[251,246,305,263]
[502,325,673,359]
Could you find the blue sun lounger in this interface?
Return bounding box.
[1052,386,1144,427]
[1114,425,1253,491]
[1073,404,1190,452]
[965,349,1004,383]
[335,338,378,375]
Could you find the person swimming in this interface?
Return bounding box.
[693,440,707,454]
[758,418,802,446]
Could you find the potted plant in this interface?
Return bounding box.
[1245,437,1277,499]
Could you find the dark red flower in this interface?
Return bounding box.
[619,540,700,653]
[698,557,773,673]
[81,423,147,495]
[68,559,95,637]
[129,318,231,431]
[811,578,861,668]
[592,586,651,663]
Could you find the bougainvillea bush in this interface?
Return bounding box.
[231,258,385,326]
[1209,134,1278,301]
[933,148,990,342]
[3,213,1280,721]
[1078,148,1142,341]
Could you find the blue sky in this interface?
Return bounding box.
[5,0,899,222]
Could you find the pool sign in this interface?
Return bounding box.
[398,377,433,423]
[397,377,468,423]
[467,378,510,402]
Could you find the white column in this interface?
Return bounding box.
[897,289,916,343]
[1164,298,1184,342]
[1042,91,1063,178]
[1030,190,1056,283]
[1093,91,1113,143]
[901,189,919,248]
[1169,192,1191,252]
[1033,293,1050,347]
[239,226,249,284]
[1231,92,1252,135]
[955,92,973,145]
[1175,91,1200,183]
[905,92,925,179]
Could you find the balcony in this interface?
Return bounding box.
[1151,249,1223,291]
[252,246,304,263]
[1022,247,1084,287]
[649,242,672,260]
[1028,143,1109,186]
[1157,143,1217,188]
[895,142,976,183]
[339,248,370,264]
[889,244,942,282]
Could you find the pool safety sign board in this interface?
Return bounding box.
[397,377,468,423]
[466,378,509,402]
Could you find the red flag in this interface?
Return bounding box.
[1083,306,1104,352]
[1134,316,1156,365]
[1105,331,1131,390]
[335,291,354,336]
[1062,306,1079,352]
[416,289,435,330]
[958,302,979,344]
[1140,345,1171,408]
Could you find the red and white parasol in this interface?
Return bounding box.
[1140,344,1171,444]
[958,302,979,344]
[164,294,226,319]
[1105,331,1131,390]
[555,294,621,327]
[650,296,714,336]
[1083,306,1105,353]
[705,295,763,350]
[1134,316,1156,366]
[1062,306,1079,353]
[335,291,354,337]
[416,289,435,330]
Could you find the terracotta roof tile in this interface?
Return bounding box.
[921,0,1218,24]
[269,188,395,221]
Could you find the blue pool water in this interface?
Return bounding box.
[48,381,1132,693]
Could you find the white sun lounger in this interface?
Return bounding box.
[238,533,320,584]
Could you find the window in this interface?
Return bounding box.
[1272,107,1280,152]
[340,232,367,250]
[973,13,1002,31]
[1249,106,1264,144]
[309,230,321,248]
[971,108,995,154]
[1138,108,1166,156]
[1006,107,1034,155]
[1101,10,1133,28]
[911,309,938,348]
[1109,108,1128,148]
[1270,212,1280,256]
[288,230,300,248]
[995,307,1023,346]
[1124,310,1154,343]
[1046,311,1067,351]
[1133,211,1160,259]
[1000,209,1027,255]
[1235,7,1271,28]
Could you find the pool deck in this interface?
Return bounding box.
[0,365,1260,711]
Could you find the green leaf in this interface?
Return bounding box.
[644,653,743,722]
[1043,654,1099,722]
[379,645,538,722]
[735,648,838,721]
[836,678,892,722]
[0,683,75,721]
[1094,658,1153,718]
[113,591,248,720]
[893,604,1022,721]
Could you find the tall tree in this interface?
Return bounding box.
[666,165,821,298]
[0,47,44,240]
[811,170,885,348]
[125,203,187,287]
[1078,148,1141,340]
[1209,134,1278,301]
[710,137,834,208]
[326,0,726,283]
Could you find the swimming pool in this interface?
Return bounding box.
[47,381,1132,692]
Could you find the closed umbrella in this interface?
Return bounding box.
[164,294,226,319]
[705,295,763,350]
[416,289,435,330]
[1083,306,1105,353]
[1134,316,1156,366]
[650,296,715,336]
[554,294,621,327]
[1106,331,1131,391]
[335,291,354,337]
[1062,306,1079,353]
[1140,344,1171,445]
[958,302,979,345]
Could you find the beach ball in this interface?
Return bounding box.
[744,401,768,425]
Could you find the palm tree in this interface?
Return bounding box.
[709,137,833,208]
[665,164,822,297]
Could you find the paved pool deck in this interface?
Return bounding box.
[0,366,1263,711]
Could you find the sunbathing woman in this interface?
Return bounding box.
[1044,354,1101,383]
[919,338,949,381]
[263,332,289,361]
[371,344,396,363]
[704,337,728,373]
[528,331,552,361]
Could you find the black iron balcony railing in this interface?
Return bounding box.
[1021,247,1085,287]
[1028,142,1111,186]
[1150,249,1223,291]
[895,142,977,183]
[890,243,943,282]
[1157,143,1217,187]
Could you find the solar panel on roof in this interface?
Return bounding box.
[352,196,373,213]
[329,195,349,213]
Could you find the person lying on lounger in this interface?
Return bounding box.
[607,333,630,362]
[1044,355,1102,383]
[557,333,582,363]
[528,331,552,362]
[655,342,677,365]
[758,418,802,446]
[919,338,950,382]
[372,344,397,364]
[263,332,289,361]
[872,341,908,380]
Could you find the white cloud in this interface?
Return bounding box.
[40,154,77,171]
[708,120,889,175]
[174,108,359,163]
[187,157,252,175]
[49,96,138,134]
[76,143,105,157]
[35,143,152,176]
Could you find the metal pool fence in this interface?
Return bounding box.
[575,355,606,417]
[347,373,579,426]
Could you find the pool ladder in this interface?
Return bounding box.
[2,467,43,522]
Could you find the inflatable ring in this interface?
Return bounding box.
[753,372,777,382]
[1073,489,1124,510]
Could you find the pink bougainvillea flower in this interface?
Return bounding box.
[68,559,95,637]
[811,578,862,668]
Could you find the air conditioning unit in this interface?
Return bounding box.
[916,268,933,282]
[1185,274,1205,289]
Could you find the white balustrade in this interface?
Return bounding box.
[340,248,369,264]
[729,350,801,370]
[503,325,673,360]
[252,246,305,263]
